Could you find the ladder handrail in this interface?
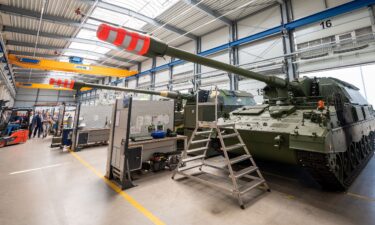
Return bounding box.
[173,85,270,209]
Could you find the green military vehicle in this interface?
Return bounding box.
[96,24,375,190]
[56,79,256,133]
[228,77,374,190]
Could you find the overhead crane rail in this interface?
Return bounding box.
[16,82,91,91]
[8,54,137,78]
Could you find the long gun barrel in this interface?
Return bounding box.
[49,78,193,100]
[97,24,288,88]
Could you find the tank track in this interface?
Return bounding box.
[296,131,375,191]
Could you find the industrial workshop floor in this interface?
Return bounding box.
[0,137,374,225]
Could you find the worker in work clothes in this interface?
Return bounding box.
[28,111,34,139]
[6,112,22,135]
[42,112,53,138]
[32,112,43,138]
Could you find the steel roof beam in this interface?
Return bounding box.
[3,26,122,51]
[8,50,121,68]
[0,4,136,32]
[0,3,196,40]
[94,1,197,40]
[183,0,232,25]
[0,4,82,26]
[6,40,136,64]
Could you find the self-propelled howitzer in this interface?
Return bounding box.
[49,78,256,129]
[96,24,375,190]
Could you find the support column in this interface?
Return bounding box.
[369,5,375,32]
[94,89,98,105]
[150,57,156,100]
[35,89,40,105]
[359,66,368,100]
[168,57,175,91]
[229,22,239,90]
[0,85,5,100]
[280,0,297,81]
[193,37,202,91]
[57,90,61,104]
[136,63,141,88]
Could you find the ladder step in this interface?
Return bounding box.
[195,130,212,135]
[223,144,245,151]
[221,133,238,139]
[198,122,216,128]
[230,155,251,164]
[178,163,203,172]
[187,146,207,154]
[239,179,265,195]
[182,155,205,163]
[197,102,216,106]
[191,139,210,144]
[217,123,235,128]
[231,166,258,179]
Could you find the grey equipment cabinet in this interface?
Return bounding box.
[105,97,179,189]
[106,97,137,189]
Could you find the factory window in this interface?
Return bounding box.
[309,39,322,47]
[355,26,373,43]
[355,26,373,37]
[338,33,352,41]
[297,42,308,50]
[297,35,335,50]
[297,27,373,51]
[322,36,335,44]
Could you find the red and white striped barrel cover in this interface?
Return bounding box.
[96,24,151,56]
[49,78,75,89]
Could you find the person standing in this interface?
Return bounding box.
[32,112,43,138]
[28,111,34,139]
[42,111,52,138]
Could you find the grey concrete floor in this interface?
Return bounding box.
[0,137,374,225]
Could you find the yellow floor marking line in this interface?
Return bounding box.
[69,150,166,225]
[346,192,375,202]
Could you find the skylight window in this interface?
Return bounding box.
[102,0,178,18]
[90,7,147,30]
[86,19,102,26]
[76,29,97,40]
[68,42,111,54]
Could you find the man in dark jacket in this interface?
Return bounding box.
[28,111,34,139]
[32,112,43,138]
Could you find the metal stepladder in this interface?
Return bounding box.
[172,87,270,209]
